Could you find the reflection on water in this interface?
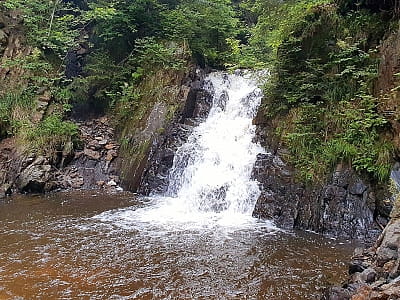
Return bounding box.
[0,192,356,299]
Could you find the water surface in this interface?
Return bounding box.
[0,192,356,299]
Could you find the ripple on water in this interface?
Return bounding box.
[0,192,357,300]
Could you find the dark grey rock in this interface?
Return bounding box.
[0,183,11,198]
[139,70,210,195]
[349,179,368,195]
[361,268,377,283]
[377,221,400,266]
[349,261,367,274]
[322,287,352,300]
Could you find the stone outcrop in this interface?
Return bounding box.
[117,67,211,193]
[252,118,388,240]
[58,116,121,190]
[138,70,213,195]
[0,116,121,197]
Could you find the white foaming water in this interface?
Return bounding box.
[95,71,274,231]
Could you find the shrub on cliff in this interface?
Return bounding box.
[254,0,395,182]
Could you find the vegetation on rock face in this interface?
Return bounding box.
[248,0,398,183]
[0,0,399,185]
[0,0,243,154]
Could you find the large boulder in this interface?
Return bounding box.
[15,157,54,193]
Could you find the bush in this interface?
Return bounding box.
[22,115,78,153]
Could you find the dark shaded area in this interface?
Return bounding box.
[337,0,400,15]
[62,0,89,10]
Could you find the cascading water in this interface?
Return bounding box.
[167,72,263,213]
[135,71,267,227]
[94,71,269,229]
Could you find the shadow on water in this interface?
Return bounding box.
[0,191,358,300]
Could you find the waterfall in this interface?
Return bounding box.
[136,71,266,227]
[94,71,270,229]
[166,72,264,213]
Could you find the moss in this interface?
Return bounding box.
[115,61,191,191]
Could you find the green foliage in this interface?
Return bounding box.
[161,0,239,66]
[133,38,186,71]
[2,0,84,58]
[22,114,78,153]
[0,91,34,137]
[261,1,395,182]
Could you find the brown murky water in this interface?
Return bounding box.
[0,191,356,299]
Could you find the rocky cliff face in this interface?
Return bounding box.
[138,69,212,195]
[252,118,389,240]
[115,67,211,193]
[321,26,400,300]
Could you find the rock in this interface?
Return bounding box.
[99,139,108,146]
[377,281,400,299]
[360,268,377,283]
[350,261,368,274]
[389,260,400,279]
[105,143,115,150]
[84,148,101,160]
[0,29,8,46]
[351,285,372,300]
[322,287,352,300]
[99,116,108,124]
[383,260,397,274]
[0,183,11,198]
[107,180,117,187]
[74,151,84,159]
[70,177,84,189]
[376,220,400,266]
[16,164,53,193]
[349,180,368,195]
[88,140,100,150]
[106,150,117,161]
[96,180,105,187]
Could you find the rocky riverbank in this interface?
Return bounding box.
[250,115,392,241]
[323,198,400,299]
[0,116,121,197]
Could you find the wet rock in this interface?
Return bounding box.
[350,261,368,274]
[84,148,101,160]
[360,268,377,283]
[138,72,207,195]
[253,150,379,239]
[349,180,368,196]
[107,180,117,187]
